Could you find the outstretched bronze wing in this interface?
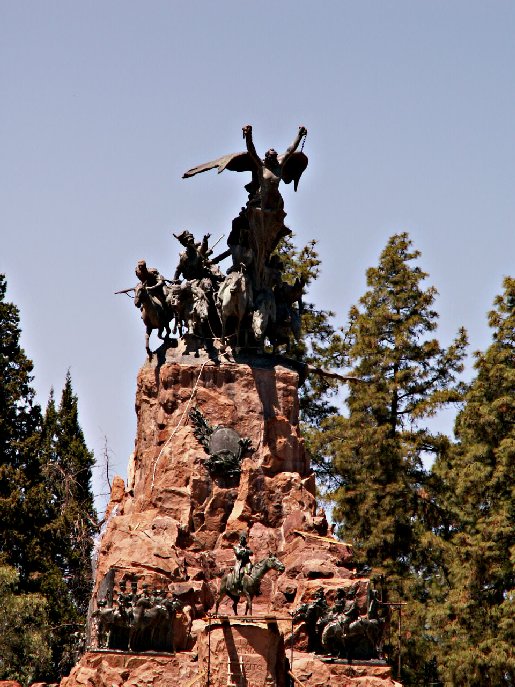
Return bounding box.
[281,152,309,191]
[183,151,255,178]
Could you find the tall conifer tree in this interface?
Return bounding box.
[310,234,467,682]
[431,277,515,686]
[40,373,96,674]
[0,274,42,577]
[0,275,96,677]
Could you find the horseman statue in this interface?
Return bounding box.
[231,534,253,589]
[135,260,169,314]
[172,230,222,284]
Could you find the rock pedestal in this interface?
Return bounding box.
[198,619,286,687]
[62,346,401,687]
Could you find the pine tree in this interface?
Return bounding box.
[0,275,96,678]
[310,234,467,682]
[0,273,42,576]
[276,235,341,428]
[0,564,51,685]
[431,277,515,686]
[40,373,97,674]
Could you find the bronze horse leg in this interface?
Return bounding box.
[145,325,152,360]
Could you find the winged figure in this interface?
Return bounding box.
[183,125,308,208]
[183,125,309,296]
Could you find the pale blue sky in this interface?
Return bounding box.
[2,2,514,509]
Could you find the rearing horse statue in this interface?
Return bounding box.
[215,552,285,616]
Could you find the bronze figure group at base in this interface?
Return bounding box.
[293,586,387,662]
[119,125,308,359]
[92,579,182,654]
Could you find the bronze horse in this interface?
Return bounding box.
[215,552,285,616]
[134,284,172,359]
[217,268,253,351]
[321,615,385,660]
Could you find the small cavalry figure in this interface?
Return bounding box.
[293,586,387,662]
[133,261,172,360]
[92,579,182,654]
[215,535,285,616]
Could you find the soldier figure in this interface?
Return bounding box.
[332,588,348,616]
[305,588,329,653]
[130,579,139,605]
[135,260,169,312]
[117,580,133,617]
[173,230,220,282]
[339,587,360,638]
[232,534,253,588]
[139,582,152,606]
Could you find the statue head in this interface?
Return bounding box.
[135,260,149,281]
[264,148,278,164]
[239,533,248,545]
[174,230,195,247]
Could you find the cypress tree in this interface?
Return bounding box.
[310,234,467,682]
[431,277,515,686]
[0,275,96,678]
[0,273,43,577]
[40,372,96,674]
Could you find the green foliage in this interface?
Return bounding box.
[36,373,96,675]
[431,277,515,686]
[0,563,51,685]
[0,274,43,576]
[0,275,41,465]
[0,275,95,679]
[276,235,342,428]
[309,234,468,682]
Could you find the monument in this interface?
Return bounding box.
[62,126,401,687]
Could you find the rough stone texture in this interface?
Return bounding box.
[198,621,287,687]
[61,652,196,687]
[62,349,398,686]
[291,653,402,687]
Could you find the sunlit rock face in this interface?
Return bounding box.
[62,349,399,687]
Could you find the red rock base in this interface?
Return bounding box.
[61,651,198,687]
[198,619,287,687]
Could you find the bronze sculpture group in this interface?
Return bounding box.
[293,586,387,661]
[92,579,182,653]
[120,124,308,358]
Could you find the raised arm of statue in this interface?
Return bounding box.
[200,233,212,257]
[242,124,262,170]
[282,126,308,165]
